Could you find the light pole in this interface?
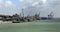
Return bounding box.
[39,11,40,17]
[22,8,24,17]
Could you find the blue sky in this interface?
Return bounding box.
[0,0,60,18]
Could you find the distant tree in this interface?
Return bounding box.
[12,13,21,23]
[12,13,20,21]
[13,13,19,17]
[33,14,40,20]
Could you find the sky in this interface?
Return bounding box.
[0,0,60,18]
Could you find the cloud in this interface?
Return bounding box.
[29,0,33,3]
[42,0,46,3]
[32,2,39,6]
[5,1,13,7]
[19,0,25,2]
[0,0,4,7]
[26,0,33,3]
[19,0,33,3]
[0,0,3,3]
[22,6,27,9]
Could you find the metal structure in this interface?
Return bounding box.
[48,12,54,19]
